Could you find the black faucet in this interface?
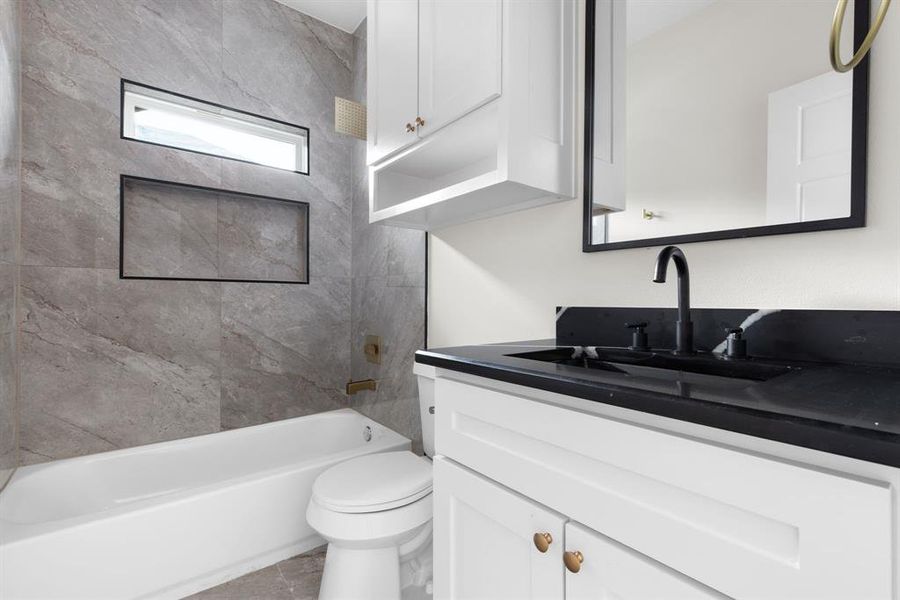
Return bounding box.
[652,246,694,355]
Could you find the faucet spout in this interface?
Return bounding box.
[653,246,694,355]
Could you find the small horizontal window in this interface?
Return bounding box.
[121,80,309,174]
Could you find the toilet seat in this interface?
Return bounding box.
[312,451,432,514]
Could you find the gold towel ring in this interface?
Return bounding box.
[830,0,892,73]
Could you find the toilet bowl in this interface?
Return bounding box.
[306,364,437,600]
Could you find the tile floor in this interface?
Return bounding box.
[188,547,326,600]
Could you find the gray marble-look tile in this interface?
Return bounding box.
[0,0,20,267]
[221,161,351,280]
[121,179,219,279]
[349,276,425,445]
[277,546,327,600]
[187,546,326,600]
[18,266,221,463]
[221,0,353,210]
[349,21,367,183]
[346,20,425,450]
[20,0,225,268]
[218,196,309,283]
[293,10,354,97]
[0,0,19,484]
[0,264,16,478]
[189,564,294,600]
[350,169,426,288]
[12,0,415,470]
[220,279,350,430]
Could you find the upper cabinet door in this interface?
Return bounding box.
[367,0,419,164]
[433,457,565,600]
[417,0,502,137]
[565,522,727,600]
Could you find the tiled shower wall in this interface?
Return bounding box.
[16,0,360,465]
[348,22,427,451]
[0,0,21,484]
[5,1,425,467]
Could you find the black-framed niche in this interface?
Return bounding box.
[119,175,310,284]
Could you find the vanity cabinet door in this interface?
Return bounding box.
[564,522,726,600]
[417,0,502,137]
[434,456,565,600]
[367,0,419,164]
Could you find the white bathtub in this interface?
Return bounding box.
[0,408,409,599]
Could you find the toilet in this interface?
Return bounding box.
[306,364,437,600]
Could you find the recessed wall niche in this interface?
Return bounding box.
[120,176,310,284]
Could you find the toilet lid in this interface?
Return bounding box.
[313,451,433,514]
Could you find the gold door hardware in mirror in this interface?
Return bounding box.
[415,116,426,128]
[364,335,382,365]
[563,550,584,573]
[405,122,416,133]
[831,0,892,73]
[346,379,377,395]
[533,532,553,553]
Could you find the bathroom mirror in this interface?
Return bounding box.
[583,0,869,251]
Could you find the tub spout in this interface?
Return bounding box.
[346,379,378,395]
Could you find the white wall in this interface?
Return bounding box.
[428,1,900,348]
[612,0,840,242]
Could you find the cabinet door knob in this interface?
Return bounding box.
[415,116,426,127]
[533,532,553,553]
[564,550,584,573]
[405,122,416,133]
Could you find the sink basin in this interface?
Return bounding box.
[508,347,795,382]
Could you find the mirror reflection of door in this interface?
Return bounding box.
[766,72,852,224]
[586,0,867,250]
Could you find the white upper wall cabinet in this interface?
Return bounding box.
[367,0,577,230]
[367,0,419,164]
[418,0,502,137]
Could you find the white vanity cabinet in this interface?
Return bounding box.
[366,0,576,230]
[433,457,565,599]
[564,522,724,600]
[431,372,899,600]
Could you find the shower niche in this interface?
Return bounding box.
[119,175,310,284]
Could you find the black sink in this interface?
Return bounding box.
[509,347,795,382]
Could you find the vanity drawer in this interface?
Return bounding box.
[434,377,893,600]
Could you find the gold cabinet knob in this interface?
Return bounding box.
[533,532,553,553]
[415,116,425,127]
[405,122,416,133]
[564,550,584,573]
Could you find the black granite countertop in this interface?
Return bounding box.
[416,339,900,468]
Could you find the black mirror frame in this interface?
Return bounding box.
[582,0,870,253]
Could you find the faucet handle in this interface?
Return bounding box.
[725,327,747,359]
[625,322,650,351]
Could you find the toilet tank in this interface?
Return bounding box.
[413,363,437,457]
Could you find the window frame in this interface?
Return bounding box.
[120,79,311,176]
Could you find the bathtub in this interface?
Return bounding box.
[0,408,409,599]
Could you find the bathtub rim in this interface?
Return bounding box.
[0,408,410,543]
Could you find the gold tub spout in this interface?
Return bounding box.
[346,379,378,395]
